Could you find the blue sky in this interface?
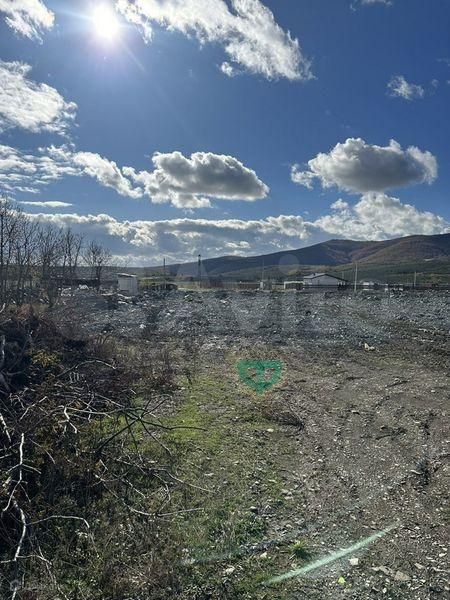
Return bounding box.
[0,0,449,264]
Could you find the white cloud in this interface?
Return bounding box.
[124,151,269,208]
[72,151,143,199]
[330,199,349,211]
[290,168,316,190]
[26,194,449,264]
[291,138,437,194]
[0,0,54,40]
[220,61,237,77]
[387,75,425,101]
[0,61,77,134]
[352,0,392,7]
[27,212,311,263]
[116,0,312,81]
[291,140,444,246]
[1,145,268,208]
[315,193,449,240]
[0,144,77,193]
[18,200,73,208]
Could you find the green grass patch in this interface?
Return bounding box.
[156,363,305,598]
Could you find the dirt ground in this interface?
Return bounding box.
[56,290,450,598]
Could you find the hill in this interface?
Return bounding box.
[159,233,450,280]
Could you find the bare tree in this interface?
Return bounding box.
[13,215,39,305]
[61,228,84,290]
[0,194,111,306]
[0,195,43,305]
[36,226,65,307]
[83,241,112,290]
[0,195,21,303]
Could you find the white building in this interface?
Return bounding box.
[302,273,347,287]
[117,273,139,295]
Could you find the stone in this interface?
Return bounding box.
[394,571,411,582]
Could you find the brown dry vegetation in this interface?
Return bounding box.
[0,307,182,598]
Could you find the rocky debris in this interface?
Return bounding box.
[55,290,450,353]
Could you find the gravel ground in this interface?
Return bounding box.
[57,288,449,349]
[54,289,449,598]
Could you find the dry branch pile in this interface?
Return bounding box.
[0,308,177,598]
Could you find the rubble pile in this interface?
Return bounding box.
[56,289,450,351]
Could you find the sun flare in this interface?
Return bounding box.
[92,5,120,41]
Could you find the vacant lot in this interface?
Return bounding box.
[55,290,449,599]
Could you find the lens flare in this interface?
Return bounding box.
[265,523,398,585]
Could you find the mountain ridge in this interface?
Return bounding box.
[160,233,450,278]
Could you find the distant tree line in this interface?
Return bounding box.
[0,194,111,306]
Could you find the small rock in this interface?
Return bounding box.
[349,557,359,566]
[394,571,411,582]
[372,566,394,576]
[223,566,235,575]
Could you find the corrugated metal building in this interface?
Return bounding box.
[302,273,348,287]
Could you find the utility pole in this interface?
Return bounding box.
[354,262,358,293]
[197,254,201,289]
[261,260,265,290]
[163,258,166,290]
[413,271,417,289]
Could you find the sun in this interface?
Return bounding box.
[92,5,120,41]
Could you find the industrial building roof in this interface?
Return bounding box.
[303,273,347,281]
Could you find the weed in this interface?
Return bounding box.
[289,539,312,561]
